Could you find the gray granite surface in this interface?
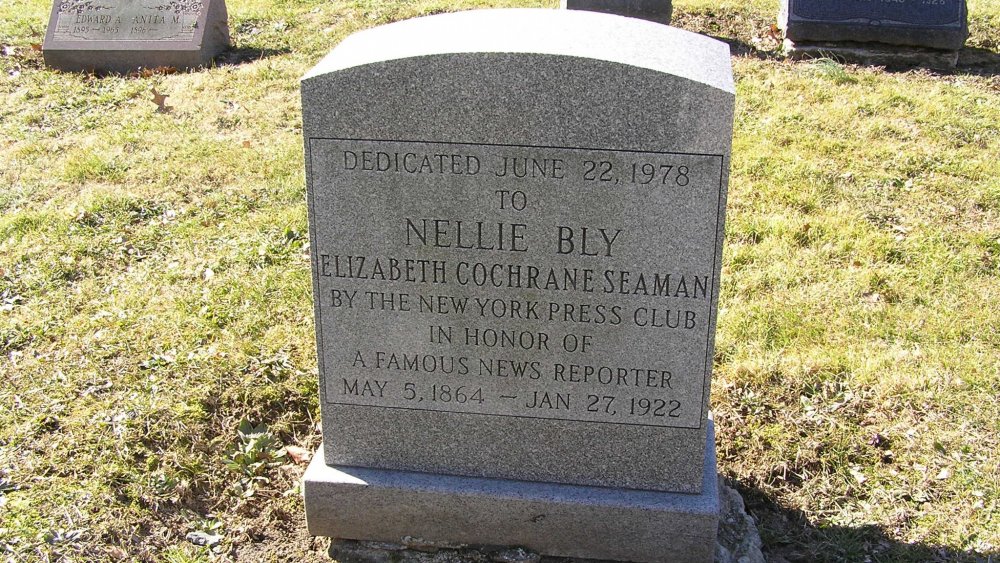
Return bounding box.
[714,480,766,563]
[561,0,672,25]
[304,422,721,563]
[322,479,766,563]
[779,0,968,51]
[42,0,230,73]
[301,8,733,494]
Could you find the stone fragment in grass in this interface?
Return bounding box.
[186,530,222,547]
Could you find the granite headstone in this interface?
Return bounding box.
[780,0,968,50]
[43,0,230,73]
[301,9,733,562]
[562,0,672,25]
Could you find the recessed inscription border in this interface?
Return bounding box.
[788,0,965,28]
[50,0,204,43]
[308,137,726,431]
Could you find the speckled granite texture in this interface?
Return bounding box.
[301,8,733,494]
[305,422,720,563]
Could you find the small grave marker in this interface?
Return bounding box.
[43,0,230,73]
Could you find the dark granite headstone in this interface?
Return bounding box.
[562,0,672,25]
[780,0,968,50]
[43,0,230,73]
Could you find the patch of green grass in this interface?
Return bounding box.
[717,24,999,557]
[2,0,999,561]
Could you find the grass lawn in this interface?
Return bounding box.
[1,0,998,561]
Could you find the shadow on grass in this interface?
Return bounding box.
[955,47,1000,76]
[818,46,1000,77]
[749,41,1000,77]
[670,8,785,61]
[215,45,292,67]
[710,35,785,60]
[731,479,996,563]
[53,44,291,77]
[673,11,999,75]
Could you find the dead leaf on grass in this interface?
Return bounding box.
[285,445,311,464]
[30,43,42,52]
[151,87,171,113]
[132,65,178,78]
[767,23,782,43]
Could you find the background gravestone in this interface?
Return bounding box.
[561,0,672,25]
[43,0,230,73]
[301,9,733,562]
[779,0,968,69]
[780,0,968,51]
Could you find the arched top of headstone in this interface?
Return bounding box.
[302,8,733,94]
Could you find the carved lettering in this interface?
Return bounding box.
[312,139,724,429]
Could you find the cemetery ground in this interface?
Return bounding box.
[0,0,998,560]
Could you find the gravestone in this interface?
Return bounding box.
[561,0,672,25]
[301,9,733,562]
[779,0,968,51]
[43,0,230,73]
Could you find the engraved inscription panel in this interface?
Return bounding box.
[310,139,724,430]
[790,0,964,27]
[52,0,202,42]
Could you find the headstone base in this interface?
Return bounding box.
[43,49,225,74]
[782,39,960,69]
[304,422,719,563]
[322,480,765,563]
